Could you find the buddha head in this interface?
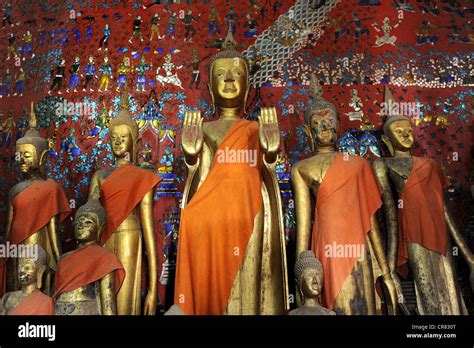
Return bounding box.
[18,245,47,290]
[381,86,414,156]
[208,29,249,113]
[109,90,140,164]
[74,197,106,243]
[304,75,338,151]
[295,250,324,304]
[16,102,49,178]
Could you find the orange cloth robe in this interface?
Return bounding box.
[99,165,161,245]
[311,153,382,310]
[54,243,125,299]
[174,119,263,315]
[397,156,450,276]
[0,179,71,296]
[9,290,54,315]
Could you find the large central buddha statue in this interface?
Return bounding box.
[174,32,289,315]
[89,92,161,315]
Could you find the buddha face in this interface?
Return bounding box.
[18,257,37,287]
[309,109,338,147]
[301,268,322,299]
[109,124,133,159]
[388,119,414,151]
[16,143,39,175]
[211,57,248,109]
[75,212,98,243]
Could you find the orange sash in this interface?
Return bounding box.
[174,118,263,315]
[9,179,71,245]
[397,156,450,277]
[99,165,161,245]
[311,153,382,310]
[9,290,54,315]
[53,243,125,299]
[0,179,71,296]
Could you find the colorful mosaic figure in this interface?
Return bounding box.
[346,89,364,121]
[0,69,11,98]
[2,2,13,27]
[116,57,130,92]
[129,15,144,43]
[351,13,372,44]
[164,11,177,40]
[372,17,400,47]
[6,33,16,60]
[0,111,15,148]
[135,56,150,93]
[156,54,183,90]
[66,56,80,93]
[150,12,163,41]
[13,68,25,97]
[188,50,202,89]
[98,56,113,92]
[22,30,34,60]
[183,10,199,43]
[98,24,111,51]
[158,146,174,174]
[83,56,98,92]
[208,5,221,36]
[48,59,66,95]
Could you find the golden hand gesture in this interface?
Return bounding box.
[182,110,204,158]
[258,107,280,158]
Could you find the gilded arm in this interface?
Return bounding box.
[140,190,159,315]
[367,215,399,313]
[292,165,311,258]
[99,272,117,315]
[4,199,13,243]
[373,160,398,274]
[444,205,474,265]
[47,216,62,264]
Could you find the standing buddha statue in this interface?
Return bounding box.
[0,102,71,296]
[89,91,161,315]
[174,31,289,315]
[291,75,399,315]
[373,86,473,314]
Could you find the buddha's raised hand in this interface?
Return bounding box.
[258,107,280,161]
[182,110,204,159]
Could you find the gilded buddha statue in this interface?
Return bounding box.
[174,31,288,315]
[289,251,336,315]
[54,198,124,315]
[291,75,398,315]
[373,86,473,315]
[0,246,54,315]
[0,102,71,296]
[89,91,161,315]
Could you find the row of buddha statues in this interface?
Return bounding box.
[0,36,473,316]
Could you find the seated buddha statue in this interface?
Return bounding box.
[174,31,289,315]
[0,246,54,315]
[289,251,336,315]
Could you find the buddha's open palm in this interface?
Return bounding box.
[258,107,280,156]
[182,110,204,157]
